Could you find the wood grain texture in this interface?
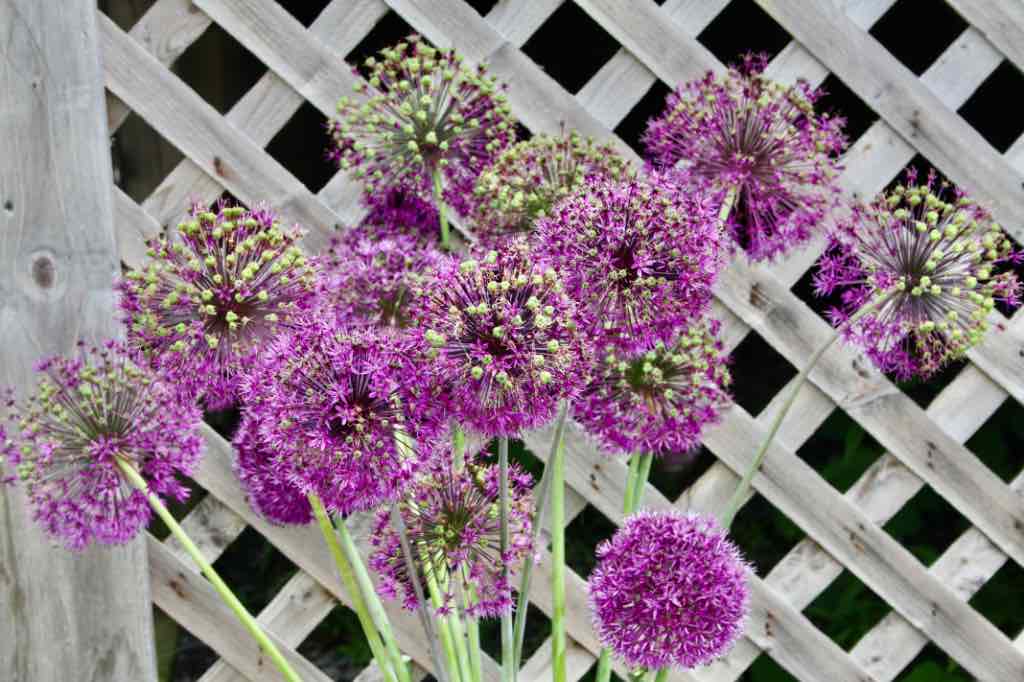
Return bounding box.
[0,2,156,680]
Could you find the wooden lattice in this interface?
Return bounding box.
[96,1,1024,680]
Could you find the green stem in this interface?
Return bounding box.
[335,518,411,682]
[423,550,472,682]
[719,295,889,529]
[653,669,668,682]
[631,453,654,511]
[452,423,466,472]
[309,493,396,682]
[462,581,483,682]
[498,436,515,682]
[513,401,569,670]
[622,453,640,515]
[115,458,303,682]
[432,167,451,251]
[718,185,737,233]
[422,550,462,682]
[550,423,568,682]
[594,650,613,682]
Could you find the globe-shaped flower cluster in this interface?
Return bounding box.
[233,414,312,526]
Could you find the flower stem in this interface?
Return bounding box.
[432,167,451,251]
[309,492,397,682]
[335,517,411,682]
[115,457,302,682]
[718,185,738,233]
[461,581,484,682]
[550,425,568,682]
[452,423,466,472]
[719,295,888,529]
[653,668,668,682]
[632,453,653,510]
[422,550,472,682]
[498,436,515,682]
[513,400,569,670]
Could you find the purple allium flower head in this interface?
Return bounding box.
[232,415,312,526]
[574,318,731,458]
[369,449,534,618]
[814,169,1022,380]
[470,131,632,243]
[329,36,515,219]
[360,185,441,243]
[416,239,588,437]
[323,226,443,329]
[117,203,320,409]
[534,174,724,354]
[589,511,749,670]
[643,53,846,261]
[240,321,441,516]
[6,341,202,551]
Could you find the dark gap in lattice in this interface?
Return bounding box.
[346,11,429,79]
[99,0,159,32]
[895,641,968,682]
[463,0,500,16]
[614,80,673,158]
[958,61,1024,153]
[883,484,970,567]
[696,0,791,66]
[746,652,794,681]
[796,409,884,494]
[649,446,717,502]
[514,122,534,143]
[564,504,618,579]
[152,606,180,682]
[148,483,208,543]
[728,333,797,417]
[790,262,835,326]
[212,526,298,614]
[277,0,333,28]
[729,492,803,574]
[805,568,889,651]
[111,111,184,205]
[507,438,543,481]
[169,618,219,680]
[477,602,550,663]
[816,73,879,149]
[205,405,242,441]
[266,100,336,193]
[964,399,1024,483]
[521,2,621,95]
[969,559,1024,639]
[897,357,968,410]
[868,0,967,77]
[174,20,265,115]
[299,602,376,680]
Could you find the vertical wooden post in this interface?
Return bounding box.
[0,2,158,680]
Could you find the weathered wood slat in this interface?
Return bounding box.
[0,2,157,679]
[946,0,1024,75]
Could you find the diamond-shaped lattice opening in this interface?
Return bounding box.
[806,568,889,651]
[897,357,968,410]
[266,101,336,193]
[790,261,836,326]
[464,0,500,16]
[883,154,952,195]
[100,0,159,31]
[521,2,621,95]
[869,0,967,76]
[149,485,209,543]
[565,504,618,579]
[746,652,794,681]
[696,0,791,65]
[213,526,298,614]
[728,333,798,417]
[896,642,969,681]
[730,492,803,574]
[174,20,265,115]
[298,602,376,678]
[167,611,220,679]
[277,0,333,28]
[649,446,718,501]
[153,606,180,682]
[817,73,879,149]
[346,10,422,78]
[112,111,184,205]
[613,80,673,157]
[964,400,1024,484]
[958,61,1024,153]
[883,484,971,566]
[796,410,884,494]
[968,559,1024,639]
[478,602,550,663]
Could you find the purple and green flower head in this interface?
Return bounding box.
[6,341,202,551]
[535,174,724,353]
[575,317,731,458]
[233,415,312,526]
[644,53,846,261]
[416,239,588,437]
[814,169,1021,379]
[117,203,320,409]
[329,36,515,219]
[589,511,749,670]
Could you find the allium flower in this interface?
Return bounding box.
[370,450,533,617]
[360,185,440,243]
[233,416,312,526]
[471,131,631,243]
[575,318,731,458]
[329,36,515,219]
[589,511,749,670]
[323,226,443,329]
[240,322,441,516]
[6,342,202,551]
[416,240,587,437]
[814,170,1022,379]
[118,203,320,409]
[643,53,846,261]
[534,174,724,354]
